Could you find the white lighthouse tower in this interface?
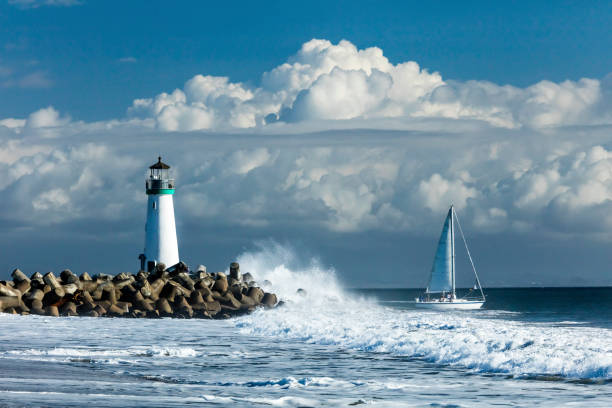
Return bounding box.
[141,157,179,272]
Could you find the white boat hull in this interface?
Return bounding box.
[414,300,484,310]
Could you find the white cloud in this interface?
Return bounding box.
[128,39,609,131]
[418,173,479,213]
[1,117,612,240]
[26,106,70,128]
[1,38,612,244]
[0,118,26,129]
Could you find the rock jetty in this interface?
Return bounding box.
[0,262,278,319]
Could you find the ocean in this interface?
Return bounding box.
[0,248,611,407]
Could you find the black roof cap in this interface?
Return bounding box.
[149,156,170,169]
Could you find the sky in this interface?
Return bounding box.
[0,0,611,287]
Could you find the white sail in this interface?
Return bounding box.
[426,207,454,293]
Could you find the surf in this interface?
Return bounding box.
[234,242,612,380]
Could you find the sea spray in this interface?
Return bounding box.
[235,242,612,380]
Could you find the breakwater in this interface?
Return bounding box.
[0,262,278,318]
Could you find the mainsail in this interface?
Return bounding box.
[426,207,454,293]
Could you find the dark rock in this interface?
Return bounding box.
[94,304,107,316]
[216,292,241,309]
[43,287,65,306]
[296,288,307,296]
[172,295,190,311]
[160,285,179,302]
[107,304,127,316]
[62,283,79,295]
[81,280,98,293]
[162,280,191,296]
[11,269,29,284]
[156,298,173,316]
[261,293,278,307]
[229,262,241,281]
[60,269,78,284]
[149,278,166,300]
[176,305,193,318]
[113,272,129,282]
[134,300,154,312]
[115,301,132,311]
[60,302,77,316]
[247,287,265,303]
[146,309,160,318]
[175,273,195,291]
[240,295,257,307]
[114,277,135,289]
[25,289,44,303]
[30,276,45,290]
[94,273,113,281]
[30,307,45,315]
[82,290,94,304]
[194,278,214,290]
[97,300,112,310]
[59,269,73,282]
[101,285,117,304]
[43,272,61,290]
[138,282,152,299]
[15,280,30,294]
[131,310,147,318]
[213,276,228,294]
[31,299,44,310]
[230,285,243,300]
[189,290,204,305]
[45,305,59,317]
[0,296,21,310]
[204,301,221,313]
[77,300,95,314]
[30,272,43,281]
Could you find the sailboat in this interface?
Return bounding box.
[415,205,485,310]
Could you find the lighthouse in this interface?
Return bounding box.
[141,157,179,272]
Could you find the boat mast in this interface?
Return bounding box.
[454,208,486,301]
[451,205,455,297]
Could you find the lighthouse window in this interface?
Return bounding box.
[152,202,156,209]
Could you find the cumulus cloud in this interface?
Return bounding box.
[1,38,612,247]
[128,39,610,131]
[1,117,611,241]
[26,106,70,128]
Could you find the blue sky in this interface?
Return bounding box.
[0,1,611,286]
[2,0,611,120]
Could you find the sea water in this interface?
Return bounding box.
[0,245,611,407]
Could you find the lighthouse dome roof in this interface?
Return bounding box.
[150,156,170,169]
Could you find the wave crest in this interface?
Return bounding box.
[235,242,612,380]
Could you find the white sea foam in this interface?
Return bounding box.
[213,376,358,389]
[236,243,612,380]
[3,346,200,360]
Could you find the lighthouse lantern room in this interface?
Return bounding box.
[141,157,179,272]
